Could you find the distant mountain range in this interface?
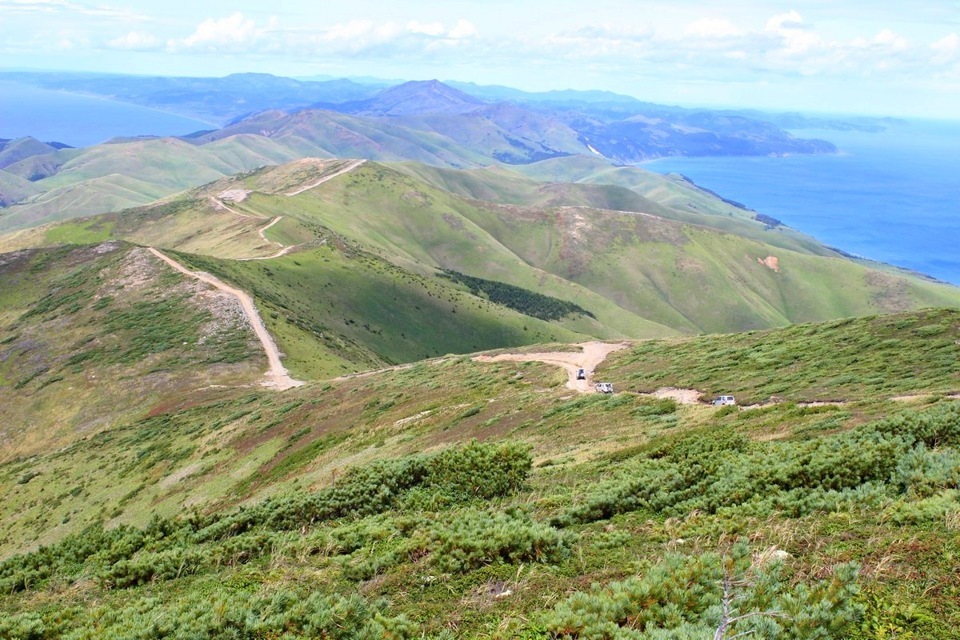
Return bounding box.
[0,74,848,224]
[1,72,839,164]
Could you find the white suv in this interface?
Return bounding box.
[712,395,736,406]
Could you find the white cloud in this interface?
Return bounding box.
[871,29,909,52]
[766,10,805,32]
[685,18,743,39]
[107,30,162,51]
[560,24,654,43]
[932,33,960,64]
[0,0,140,19]
[161,15,481,59]
[448,19,477,40]
[538,9,933,82]
[407,21,446,37]
[171,12,273,52]
[260,18,479,59]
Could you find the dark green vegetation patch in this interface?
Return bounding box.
[440,269,595,321]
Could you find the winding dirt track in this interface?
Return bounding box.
[147,248,303,390]
[239,217,295,261]
[473,341,630,392]
[285,159,366,196]
[214,158,368,261]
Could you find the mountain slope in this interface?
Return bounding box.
[0,135,303,230]
[1,309,958,637]
[0,137,69,169]
[5,158,960,339]
[207,160,960,333]
[336,79,486,116]
[0,242,265,463]
[0,170,41,207]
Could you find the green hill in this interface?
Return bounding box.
[0,135,302,230]
[0,169,41,207]
[0,242,265,464]
[216,160,960,333]
[1,309,958,638]
[5,158,960,339]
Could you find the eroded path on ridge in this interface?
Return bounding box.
[215,158,367,260]
[147,248,303,391]
[238,217,296,261]
[285,159,366,196]
[473,341,631,392]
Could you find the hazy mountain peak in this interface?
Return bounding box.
[359,79,485,116]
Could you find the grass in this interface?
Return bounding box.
[603,308,960,405]
[6,159,959,341]
[171,243,588,379]
[0,243,263,464]
[0,309,959,636]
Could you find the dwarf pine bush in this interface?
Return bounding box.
[554,404,960,528]
[419,508,570,573]
[544,543,861,639]
[0,440,532,595]
[41,589,415,640]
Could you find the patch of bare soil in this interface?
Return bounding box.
[890,394,935,402]
[758,255,780,272]
[108,246,163,292]
[285,158,366,196]
[472,341,630,393]
[218,189,251,202]
[651,387,702,404]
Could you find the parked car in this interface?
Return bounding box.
[576,368,586,380]
[712,395,736,406]
[595,382,614,393]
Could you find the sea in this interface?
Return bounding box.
[644,119,960,285]
[0,81,214,147]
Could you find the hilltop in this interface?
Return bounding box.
[4,158,958,342]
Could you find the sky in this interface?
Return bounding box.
[2,1,960,118]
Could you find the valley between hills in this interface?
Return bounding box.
[0,78,958,639]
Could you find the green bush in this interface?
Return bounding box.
[46,588,414,639]
[544,543,861,639]
[0,441,532,595]
[418,508,569,573]
[554,404,960,527]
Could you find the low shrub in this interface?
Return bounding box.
[544,542,861,639]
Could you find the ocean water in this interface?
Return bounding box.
[0,81,214,147]
[645,120,960,285]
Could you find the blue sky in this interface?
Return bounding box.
[2,0,959,118]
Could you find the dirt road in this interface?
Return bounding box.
[147,248,303,391]
[237,216,296,261]
[285,159,367,196]
[213,159,368,260]
[473,341,630,392]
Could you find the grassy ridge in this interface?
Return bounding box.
[603,308,960,404]
[172,242,589,379]
[0,243,263,462]
[4,158,959,340]
[1,310,959,637]
[224,163,674,338]
[0,135,302,230]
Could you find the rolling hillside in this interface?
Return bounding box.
[0,79,842,232]
[1,149,959,639]
[0,136,303,229]
[1,308,958,637]
[5,158,960,341]
[0,242,265,463]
